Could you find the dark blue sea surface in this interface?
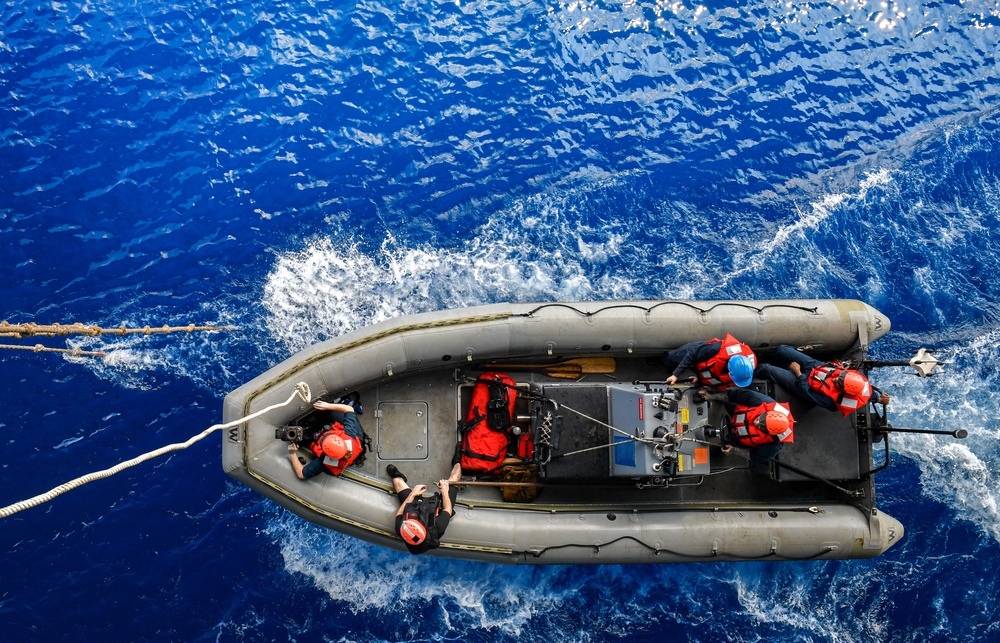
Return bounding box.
[2,0,999,640]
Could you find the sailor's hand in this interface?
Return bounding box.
[412,484,427,495]
[438,480,449,494]
[720,444,732,454]
[697,390,709,401]
[313,401,334,411]
[878,393,891,405]
[666,375,678,385]
[287,443,299,453]
[789,362,802,377]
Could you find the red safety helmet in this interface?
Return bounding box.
[400,518,427,545]
[320,433,348,460]
[762,411,791,435]
[838,371,869,397]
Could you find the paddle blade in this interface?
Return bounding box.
[485,356,617,375]
[563,357,616,373]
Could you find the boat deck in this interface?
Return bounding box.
[295,355,875,513]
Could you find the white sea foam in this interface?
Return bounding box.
[877,329,1000,544]
[723,168,895,286]
[70,325,240,393]
[53,436,84,449]
[725,563,898,643]
[261,182,642,353]
[83,343,173,391]
[266,510,570,635]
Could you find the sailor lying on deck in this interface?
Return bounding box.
[700,388,795,466]
[287,401,364,479]
[663,333,756,389]
[755,345,891,415]
[387,460,462,555]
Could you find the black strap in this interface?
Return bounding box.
[459,413,486,435]
[352,432,373,468]
[460,431,507,462]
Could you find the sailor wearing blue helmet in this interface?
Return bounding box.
[663,333,757,389]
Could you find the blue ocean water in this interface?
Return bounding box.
[2,0,1000,640]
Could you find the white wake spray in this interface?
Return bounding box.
[723,168,896,289]
[260,183,643,353]
[878,330,1000,544]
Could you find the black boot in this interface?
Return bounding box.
[386,464,407,483]
[348,391,363,415]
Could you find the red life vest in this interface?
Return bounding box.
[460,372,517,473]
[694,333,757,389]
[308,423,361,476]
[731,402,794,447]
[807,364,872,416]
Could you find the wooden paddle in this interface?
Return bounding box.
[482,356,616,379]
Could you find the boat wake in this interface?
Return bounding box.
[880,330,1000,545]
[266,508,571,637]
[260,179,650,353]
[265,501,912,642]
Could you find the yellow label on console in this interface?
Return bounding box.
[681,408,690,424]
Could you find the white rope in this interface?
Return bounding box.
[558,402,652,443]
[0,382,312,519]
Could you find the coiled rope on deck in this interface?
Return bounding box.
[0,382,311,519]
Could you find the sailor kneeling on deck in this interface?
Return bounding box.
[700,388,795,466]
[756,344,891,415]
[387,461,462,555]
[287,401,364,479]
[663,333,757,389]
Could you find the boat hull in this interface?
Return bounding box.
[223,299,901,564]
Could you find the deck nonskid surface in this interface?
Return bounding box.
[321,357,873,510]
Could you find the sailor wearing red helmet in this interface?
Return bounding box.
[700,388,795,465]
[756,345,891,415]
[387,459,462,555]
[287,400,365,479]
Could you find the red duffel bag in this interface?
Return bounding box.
[460,372,517,473]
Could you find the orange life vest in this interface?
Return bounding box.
[807,364,872,416]
[694,333,757,389]
[308,423,361,475]
[731,401,794,447]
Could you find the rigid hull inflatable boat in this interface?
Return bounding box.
[223,300,905,564]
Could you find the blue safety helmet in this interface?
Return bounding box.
[727,355,754,387]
